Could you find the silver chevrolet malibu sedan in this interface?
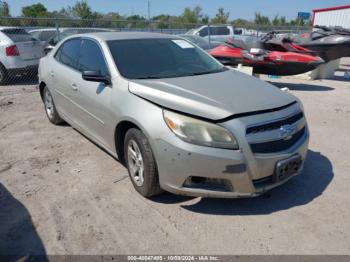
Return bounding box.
[38,32,309,198]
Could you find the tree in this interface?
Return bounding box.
[48,7,74,19]
[254,12,270,25]
[153,14,171,28]
[104,12,123,20]
[201,14,209,24]
[22,3,48,17]
[272,15,287,26]
[231,18,251,26]
[211,7,229,24]
[0,1,10,17]
[181,6,203,24]
[290,16,310,26]
[126,15,146,28]
[72,0,91,19]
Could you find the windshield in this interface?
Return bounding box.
[2,29,37,42]
[108,38,226,79]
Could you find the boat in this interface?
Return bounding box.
[209,37,324,76]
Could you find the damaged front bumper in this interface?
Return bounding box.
[151,105,309,198]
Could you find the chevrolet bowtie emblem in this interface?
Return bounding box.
[279,124,296,140]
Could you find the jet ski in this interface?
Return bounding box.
[209,37,324,76]
[260,31,317,56]
[290,26,350,62]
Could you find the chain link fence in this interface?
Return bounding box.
[0,16,310,86]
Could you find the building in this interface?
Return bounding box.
[312,5,350,28]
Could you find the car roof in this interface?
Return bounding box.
[72,32,178,41]
[29,28,57,32]
[0,26,26,30]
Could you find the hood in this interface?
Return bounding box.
[129,69,295,121]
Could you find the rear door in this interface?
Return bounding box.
[50,38,82,123]
[1,28,44,61]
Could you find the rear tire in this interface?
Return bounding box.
[124,128,162,197]
[43,86,64,125]
[0,64,9,85]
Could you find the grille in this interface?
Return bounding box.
[250,127,306,154]
[246,111,304,134]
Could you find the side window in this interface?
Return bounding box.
[57,39,81,70]
[234,29,243,35]
[30,31,40,40]
[42,31,56,41]
[78,39,109,75]
[210,27,230,35]
[199,27,208,37]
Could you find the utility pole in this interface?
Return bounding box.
[147,0,151,31]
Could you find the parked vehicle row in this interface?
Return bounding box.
[39,32,310,198]
[0,25,263,84]
[2,25,347,85]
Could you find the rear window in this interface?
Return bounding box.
[1,29,37,42]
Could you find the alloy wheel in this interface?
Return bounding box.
[127,139,145,186]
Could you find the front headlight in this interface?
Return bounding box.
[163,110,239,150]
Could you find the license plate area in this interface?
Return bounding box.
[274,155,302,182]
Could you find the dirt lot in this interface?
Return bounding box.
[1,59,350,256]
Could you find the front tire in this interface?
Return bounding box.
[124,128,162,197]
[43,86,64,125]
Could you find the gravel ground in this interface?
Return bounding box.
[0,59,350,256]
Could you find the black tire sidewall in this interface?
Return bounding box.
[124,128,161,197]
[0,64,8,84]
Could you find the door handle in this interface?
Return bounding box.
[71,83,78,91]
[49,71,54,77]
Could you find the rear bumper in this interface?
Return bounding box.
[7,65,38,75]
[4,57,40,70]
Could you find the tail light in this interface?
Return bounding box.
[6,45,19,56]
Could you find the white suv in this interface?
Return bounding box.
[0,27,45,84]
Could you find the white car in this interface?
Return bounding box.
[0,27,45,84]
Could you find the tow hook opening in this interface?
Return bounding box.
[183,176,233,192]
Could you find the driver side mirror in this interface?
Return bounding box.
[82,71,111,85]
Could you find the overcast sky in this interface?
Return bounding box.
[6,0,350,20]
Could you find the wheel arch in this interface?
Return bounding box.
[39,81,47,101]
[114,120,142,165]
